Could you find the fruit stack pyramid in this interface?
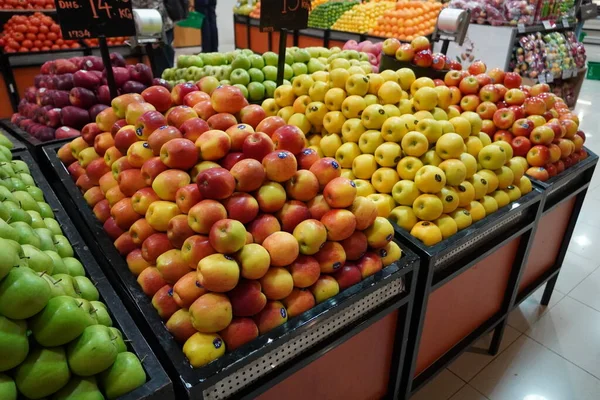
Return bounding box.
[331,0,396,34]
[308,1,359,29]
[56,81,401,367]
[382,37,459,71]
[11,54,155,142]
[162,48,375,102]
[0,13,80,53]
[0,133,147,399]
[261,36,586,246]
[370,0,443,41]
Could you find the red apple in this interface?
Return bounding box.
[511,136,532,157]
[196,167,236,200]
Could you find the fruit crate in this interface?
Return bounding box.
[394,188,545,398]
[11,148,174,400]
[0,118,72,160]
[379,54,447,80]
[0,125,25,151]
[41,142,420,399]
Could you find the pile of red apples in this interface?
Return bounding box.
[57,81,400,367]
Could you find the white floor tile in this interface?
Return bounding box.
[555,251,599,293]
[567,221,600,262]
[526,296,600,379]
[448,326,521,382]
[570,266,600,311]
[411,369,465,400]
[507,286,565,333]
[449,385,489,400]
[471,336,600,400]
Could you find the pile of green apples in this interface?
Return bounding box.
[0,134,147,400]
[161,47,374,103]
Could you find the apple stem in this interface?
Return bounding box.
[77,301,83,308]
[53,278,62,285]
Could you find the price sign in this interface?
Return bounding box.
[260,0,310,32]
[562,69,572,79]
[55,0,136,39]
[517,23,525,33]
[542,20,555,30]
[538,73,546,84]
[546,72,554,83]
[562,18,569,28]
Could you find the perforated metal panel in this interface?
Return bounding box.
[203,276,406,400]
[434,211,525,270]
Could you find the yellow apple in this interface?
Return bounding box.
[518,176,532,195]
[372,168,399,194]
[368,193,393,217]
[361,104,388,130]
[398,99,415,115]
[323,111,346,134]
[468,173,489,200]
[480,195,499,214]
[352,154,378,179]
[345,74,370,96]
[396,68,416,91]
[288,113,312,135]
[432,107,448,121]
[324,87,346,111]
[478,145,506,170]
[277,106,294,122]
[381,115,417,142]
[439,159,467,186]
[434,214,458,239]
[274,85,295,107]
[335,142,361,168]
[415,165,446,193]
[478,132,492,146]
[466,200,486,222]
[413,111,435,121]
[379,69,398,83]
[449,116,471,139]
[319,133,342,157]
[455,181,475,207]
[375,142,402,167]
[490,190,510,208]
[329,68,350,89]
[495,166,514,189]
[392,179,421,206]
[308,81,329,102]
[436,133,464,160]
[378,81,404,105]
[401,131,428,157]
[477,169,499,194]
[460,153,477,179]
[410,221,443,246]
[465,136,483,157]
[341,95,367,119]
[504,185,522,202]
[262,98,280,117]
[367,73,385,94]
[389,205,418,231]
[450,208,473,230]
[354,179,375,196]
[436,186,460,214]
[420,149,442,166]
[364,94,379,106]
[396,156,424,180]
[413,194,444,221]
[341,118,366,143]
[416,118,443,144]
[410,77,435,95]
[492,141,513,160]
[434,86,452,109]
[358,130,384,154]
[383,104,401,117]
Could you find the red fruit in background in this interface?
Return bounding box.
[458,76,479,95]
[183,91,211,107]
[255,116,286,137]
[511,136,532,157]
[142,233,174,264]
[448,60,462,70]
[468,60,486,75]
[545,163,557,177]
[413,50,432,68]
[555,160,565,174]
[297,148,320,170]
[524,97,546,116]
[211,85,248,114]
[493,108,515,130]
[104,217,125,241]
[487,68,505,84]
[142,85,172,112]
[526,166,550,181]
[503,72,522,89]
[431,53,446,70]
[193,101,217,120]
[527,145,551,167]
[171,82,199,105]
[508,105,525,120]
[493,130,513,143]
[512,118,534,137]
[475,73,493,87]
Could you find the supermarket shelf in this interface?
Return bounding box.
[516,17,577,34]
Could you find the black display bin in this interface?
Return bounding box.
[12,149,174,400]
[0,118,72,160]
[42,142,420,400]
[395,188,545,398]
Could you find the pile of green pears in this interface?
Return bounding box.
[0,134,147,400]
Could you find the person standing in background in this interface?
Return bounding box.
[195,0,218,52]
[132,0,176,76]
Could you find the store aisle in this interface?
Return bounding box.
[411,79,600,400]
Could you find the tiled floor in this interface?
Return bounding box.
[411,79,600,399]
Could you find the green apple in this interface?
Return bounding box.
[0,316,28,372]
[49,274,78,297]
[189,55,204,67]
[10,221,40,247]
[109,327,127,352]
[0,374,16,400]
[0,186,15,203]
[22,244,53,274]
[91,301,113,327]
[231,55,251,70]
[37,202,54,218]
[51,376,104,400]
[30,295,95,347]
[100,352,146,399]
[193,67,206,81]
[73,276,99,301]
[262,66,278,81]
[219,79,231,86]
[9,177,25,191]
[307,58,325,73]
[40,274,67,298]
[63,257,85,276]
[263,51,278,66]
[34,227,57,252]
[284,52,294,65]
[0,219,18,241]
[247,82,265,102]
[293,48,311,63]
[264,80,277,98]
[177,55,192,68]
[43,217,62,236]
[184,67,197,82]
[233,84,249,99]
[284,64,293,80]
[44,250,68,274]
[54,235,74,258]
[10,160,28,174]
[26,210,46,228]
[0,238,19,279]
[14,347,70,399]
[68,325,118,376]
[0,266,50,319]
[291,62,308,76]
[249,54,265,69]
[248,68,264,83]
[230,68,251,86]
[78,299,99,325]
[4,201,31,224]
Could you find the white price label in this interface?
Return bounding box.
[562,18,569,27]
[546,72,554,83]
[572,68,578,77]
[562,69,572,79]
[542,20,553,29]
[518,23,525,33]
[538,74,546,83]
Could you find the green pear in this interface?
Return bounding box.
[4,201,32,224]
[18,173,34,187]
[0,163,15,178]
[13,191,40,212]
[10,160,29,174]
[99,352,146,399]
[0,237,19,279]
[0,202,9,221]
[4,238,23,257]
[0,266,50,319]
[0,134,14,149]
[63,257,85,276]
[67,325,119,376]
[51,376,104,400]
[0,316,29,372]
[73,276,99,301]
[44,217,62,236]
[44,250,68,274]
[91,301,112,327]
[109,327,127,352]
[54,235,73,258]
[29,296,96,347]
[40,274,68,298]
[0,373,16,400]
[50,274,78,297]
[15,346,71,399]
[37,202,54,218]
[0,218,18,241]
[22,244,53,274]
[0,150,10,163]
[8,177,25,191]
[0,178,13,191]
[27,210,47,228]
[34,228,57,252]
[26,186,45,202]
[10,221,41,247]
[0,186,15,203]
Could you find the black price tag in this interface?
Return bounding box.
[260,0,310,32]
[55,0,136,39]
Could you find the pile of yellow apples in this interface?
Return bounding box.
[262,37,536,246]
